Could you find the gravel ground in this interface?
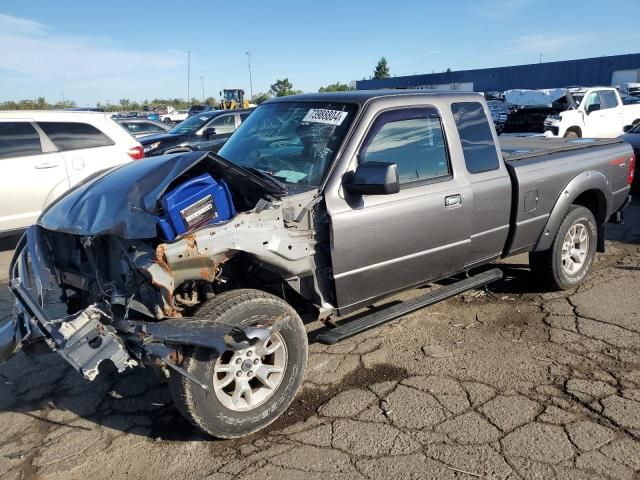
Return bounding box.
[1,203,640,480]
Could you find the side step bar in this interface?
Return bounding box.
[315,268,503,345]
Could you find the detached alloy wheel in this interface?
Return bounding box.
[169,289,308,438]
[529,205,597,290]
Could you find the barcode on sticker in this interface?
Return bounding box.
[302,109,348,126]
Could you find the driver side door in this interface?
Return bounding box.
[326,107,471,313]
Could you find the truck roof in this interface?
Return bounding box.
[266,89,483,106]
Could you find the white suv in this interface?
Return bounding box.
[0,111,143,235]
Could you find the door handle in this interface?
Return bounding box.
[35,162,59,169]
[445,194,462,207]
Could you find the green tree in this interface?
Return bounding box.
[269,78,296,97]
[373,57,390,79]
[252,92,272,105]
[318,82,354,93]
[204,97,219,107]
[445,68,452,73]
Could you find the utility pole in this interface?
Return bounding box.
[187,50,191,104]
[200,76,205,102]
[61,91,65,103]
[539,53,543,63]
[246,51,253,100]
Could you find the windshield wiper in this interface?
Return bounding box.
[244,167,287,191]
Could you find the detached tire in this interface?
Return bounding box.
[169,289,308,438]
[529,205,597,290]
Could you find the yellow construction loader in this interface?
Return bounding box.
[219,89,250,109]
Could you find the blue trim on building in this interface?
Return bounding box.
[356,54,640,92]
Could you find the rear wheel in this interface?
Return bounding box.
[564,130,579,139]
[529,205,597,290]
[168,289,308,438]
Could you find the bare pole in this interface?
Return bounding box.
[246,51,253,99]
[200,76,205,102]
[187,50,191,103]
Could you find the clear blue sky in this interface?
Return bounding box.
[1,0,640,106]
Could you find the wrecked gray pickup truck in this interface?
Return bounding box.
[1,91,633,438]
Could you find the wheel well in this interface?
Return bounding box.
[572,189,607,225]
[572,189,607,252]
[565,126,582,137]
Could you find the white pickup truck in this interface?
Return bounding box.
[544,87,640,138]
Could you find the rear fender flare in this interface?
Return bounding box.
[533,170,611,252]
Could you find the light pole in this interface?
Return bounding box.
[61,91,65,103]
[200,76,205,102]
[246,51,253,100]
[187,50,191,103]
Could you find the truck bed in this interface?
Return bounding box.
[499,136,632,256]
[500,136,623,162]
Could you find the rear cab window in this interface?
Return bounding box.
[451,102,500,174]
[0,122,43,159]
[359,107,451,186]
[601,90,620,109]
[38,122,114,151]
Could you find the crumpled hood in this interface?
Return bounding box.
[38,151,287,239]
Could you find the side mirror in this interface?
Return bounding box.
[202,127,217,137]
[344,162,400,195]
[586,104,600,114]
[623,124,634,133]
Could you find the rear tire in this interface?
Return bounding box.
[564,130,579,139]
[529,205,597,290]
[168,289,308,438]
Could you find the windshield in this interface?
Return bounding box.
[168,114,213,134]
[218,101,358,189]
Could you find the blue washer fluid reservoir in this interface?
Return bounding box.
[157,173,235,240]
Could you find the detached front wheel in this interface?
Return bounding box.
[169,289,308,438]
[529,205,597,290]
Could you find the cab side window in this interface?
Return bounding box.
[601,91,619,109]
[208,114,237,134]
[584,92,602,113]
[359,108,450,186]
[0,122,43,160]
[451,102,500,174]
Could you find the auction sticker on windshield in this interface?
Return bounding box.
[302,109,348,126]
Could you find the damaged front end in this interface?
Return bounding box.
[3,151,316,386]
[8,227,281,384]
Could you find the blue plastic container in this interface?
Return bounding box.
[157,173,235,240]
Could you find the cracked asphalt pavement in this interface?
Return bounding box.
[2,202,640,479]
